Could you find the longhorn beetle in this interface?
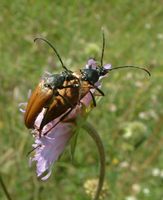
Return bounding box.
[42,32,150,136]
[24,38,81,132]
[78,32,150,106]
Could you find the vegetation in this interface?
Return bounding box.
[0,0,162,199]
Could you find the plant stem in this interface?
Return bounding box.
[0,173,13,200]
[83,122,106,200]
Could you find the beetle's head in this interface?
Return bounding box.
[81,61,112,84]
[97,66,109,77]
[80,68,100,84]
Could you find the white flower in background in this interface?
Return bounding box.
[109,103,117,112]
[157,33,163,40]
[138,112,149,120]
[119,161,129,168]
[144,23,151,29]
[132,183,141,193]
[160,169,163,178]
[83,178,109,200]
[143,187,150,195]
[123,127,132,139]
[152,168,160,177]
[123,121,147,141]
[125,196,137,200]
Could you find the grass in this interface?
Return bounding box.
[0,0,163,199]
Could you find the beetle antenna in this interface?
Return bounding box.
[100,30,105,67]
[34,37,69,71]
[110,65,151,76]
[26,144,41,157]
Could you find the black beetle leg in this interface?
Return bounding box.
[95,86,105,96]
[42,92,75,136]
[43,107,73,136]
[26,144,41,156]
[88,80,105,96]
[39,91,74,134]
[89,91,96,107]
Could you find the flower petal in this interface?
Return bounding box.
[31,121,74,179]
[41,170,52,181]
[86,58,98,69]
[104,63,112,70]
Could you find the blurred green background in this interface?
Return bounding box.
[0,0,163,199]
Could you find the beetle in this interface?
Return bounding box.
[24,38,80,131]
[42,32,150,136]
[72,32,151,107]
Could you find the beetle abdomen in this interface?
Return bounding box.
[24,81,53,129]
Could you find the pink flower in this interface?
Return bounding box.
[28,59,111,180]
[30,92,93,180]
[30,119,74,180]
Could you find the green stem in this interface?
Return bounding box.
[82,122,106,200]
[0,173,13,200]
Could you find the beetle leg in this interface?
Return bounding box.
[88,80,105,96]
[89,91,96,107]
[43,107,73,136]
[38,90,77,136]
[94,86,105,96]
[26,144,41,156]
[39,91,75,136]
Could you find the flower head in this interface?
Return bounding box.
[86,58,111,71]
[83,178,109,200]
[30,88,96,180]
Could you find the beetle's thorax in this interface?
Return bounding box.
[43,74,65,89]
[61,70,75,81]
[80,66,108,84]
[43,69,77,90]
